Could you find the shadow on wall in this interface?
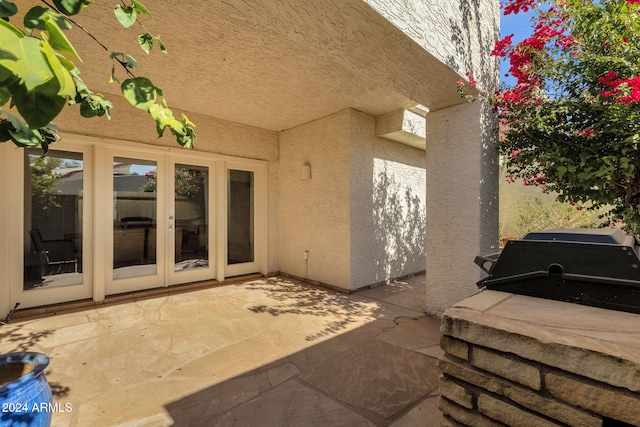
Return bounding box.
[372,165,426,280]
[446,0,499,91]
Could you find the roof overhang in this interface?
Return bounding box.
[31,0,467,132]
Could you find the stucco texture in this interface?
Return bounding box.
[278,109,426,291]
[278,111,352,288]
[425,102,499,314]
[350,111,426,289]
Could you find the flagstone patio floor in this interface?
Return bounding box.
[0,274,443,426]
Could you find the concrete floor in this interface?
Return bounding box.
[0,275,443,426]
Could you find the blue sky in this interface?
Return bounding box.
[499,10,534,86]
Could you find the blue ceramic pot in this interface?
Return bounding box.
[0,352,52,427]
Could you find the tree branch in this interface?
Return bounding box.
[40,0,136,79]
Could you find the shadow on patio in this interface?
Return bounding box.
[0,275,442,426]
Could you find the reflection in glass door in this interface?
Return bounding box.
[24,149,84,290]
[112,157,157,280]
[228,169,254,265]
[174,164,209,272]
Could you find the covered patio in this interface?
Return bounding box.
[0,274,443,426]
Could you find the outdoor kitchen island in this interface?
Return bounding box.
[438,289,640,426]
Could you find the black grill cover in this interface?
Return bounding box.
[475,229,640,314]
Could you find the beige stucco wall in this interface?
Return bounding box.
[278,109,426,291]
[364,0,499,93]
[278,111,352,288]
[55,96,280,161]
[364,0,501,313]
[425,102,499,314]
[350,110,426,289]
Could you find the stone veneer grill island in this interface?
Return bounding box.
[438,290,640,426]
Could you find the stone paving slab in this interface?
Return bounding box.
[0,275,442,426]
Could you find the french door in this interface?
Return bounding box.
[103,148,217,295]
[7,137,267,310]
[9,141,94,309]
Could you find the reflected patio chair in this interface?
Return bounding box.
[30,229,78,274]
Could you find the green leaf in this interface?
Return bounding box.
[0,85,10,105]
[109,63,118,83]
[10,77,66,128]
[171,116,196,149]
[0,62,18,90]
[0,1,17,19]
[147,105,196,148]
[121,77,157,112]
[24,6,71,31]
[149,103,174,136]
[138,33,153,54]
[0,16,21,37]
[40,38,75,98]
[1,110,45,148]
[52,0,93,16]
[43,16,81,61]
[174,115,196,149]
[0,118,13,141]
[156,37,167,53]
[124,53,137,68]
[70,69,113,119]
[557,165,568,179]
[79,93,112,119]
[0,20,56,92]
[132,0,152,17]
[109,51,137,69]
[114,5,136,29]
[55,52,76,71]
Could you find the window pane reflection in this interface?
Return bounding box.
[228,170,254,264]
[113,157,157,279]
[174,164,209,271]
[24,150,83,290]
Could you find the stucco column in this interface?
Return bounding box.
[424,101,499,315]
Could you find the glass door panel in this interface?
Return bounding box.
[225,166,263,279]
[14,142,92,310]
[174,164,209,272]
[24,149,84,290]
[227,169,254,265]
[112,157,157,280]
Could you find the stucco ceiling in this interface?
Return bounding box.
[38,0,466,131]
